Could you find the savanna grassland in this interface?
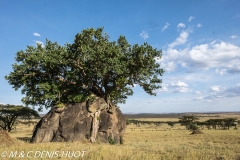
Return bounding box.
[1,113,240,160]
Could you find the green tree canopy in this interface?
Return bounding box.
[179,115,199,130]
[5,27,164,110]
[0,104,40,132]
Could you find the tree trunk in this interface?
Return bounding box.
[90,110,101,143]
[7,123,12,132]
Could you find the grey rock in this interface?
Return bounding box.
[31,100,126,144]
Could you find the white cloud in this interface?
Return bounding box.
[184,76,192,81]
[193,83,240,102]
[228,63,240,74]
[170,81,190,93]
[180,42,240,69]
[34,40,45,47]
[197,23,202,28]
[33,32,41,37]
[209,86,220,92]
[155,81,190,93]
[161,61,177,72]
[177,23,185,28]
[201,76,210,79]
[225,83,240,96]
[168,31,189,48]
[172,87,190,93]
[160,85,169,92]
[194,91,201,94]
[215,69,227,75]
[230,35,238,39]
[164,48,179,60]
[154,84,169,93]
[188,16,195,22]
[171,81,188,87]
[140,30,149,40]
[161,22,170,32]
[193,96,203,100]
[162,40,240,73]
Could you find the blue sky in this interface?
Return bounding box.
[1,0,240,113]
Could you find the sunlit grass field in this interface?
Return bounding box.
[1,113,240,160]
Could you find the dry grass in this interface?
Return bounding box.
[0,114,239,160]
[0,131,14,147]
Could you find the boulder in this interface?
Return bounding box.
[31,98,126,144]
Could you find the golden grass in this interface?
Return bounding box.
[0,131,14,147]
[0,115,239,160]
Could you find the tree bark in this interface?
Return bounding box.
[90,110,101,143]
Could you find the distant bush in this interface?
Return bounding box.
[189,123,199,131]
[204,118,237,130]
[167,121,175,127]
[179,115,199,130]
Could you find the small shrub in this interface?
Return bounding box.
[108,136,116,145]
[120,136,124,145]
[97,116,101,121]
[126,119,130,125]
[167,121,175,127]
[189,123,199,131]
[56,102,65,108]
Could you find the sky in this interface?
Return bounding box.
[0,0,240,113]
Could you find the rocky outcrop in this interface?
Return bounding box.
[31,98,126,144]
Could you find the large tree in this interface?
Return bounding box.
[5,27,164,111]
[0,104,39,132]
[179,115,199,130]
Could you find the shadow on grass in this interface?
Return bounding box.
[17,137,31,143]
